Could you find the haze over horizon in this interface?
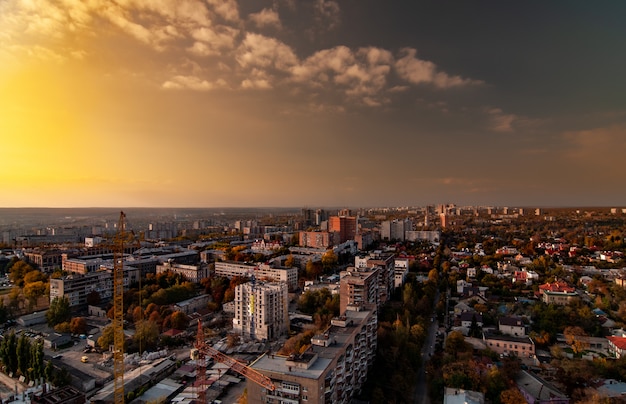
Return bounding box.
[2,1,626,209]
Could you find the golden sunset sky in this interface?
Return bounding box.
[2,0,626,208]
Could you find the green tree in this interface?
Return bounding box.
[17,334,31,376]
[46,296,71,327]
[98,325,115,351]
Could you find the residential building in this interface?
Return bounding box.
[339,267,379,315]
[607,336,626,358]
[483,332,535,358]
[443,387,484,404]
[156,261,209,283]
[539,280,578,305]
[394,258,410,288]
[405,230,441,243]
[354,252,394,308]
[49,265,140,307]
[248,305,377,404]
[515,370,569,404]
[23,249,64,273]
[499,316,527,337]
[328,216,357,244]
[460,312,483,329]
[381,219,412,241]
[214,261,298,291]
[299,231,333,248]
[233,281,289,341]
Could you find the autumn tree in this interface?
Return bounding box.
[134,320,159,353]
[9,260,35,287]
[70,317,88,335]
[170,311,190,330]
[98,325,115,351]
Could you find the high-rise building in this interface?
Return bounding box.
[339,267,379,315]
[232,281,289,341]
[328,216,357,244]
[248,304,377,404]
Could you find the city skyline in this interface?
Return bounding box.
[2,1,626,208]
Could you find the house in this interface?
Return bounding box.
[483,332,535,358]
[499,316,526,337]
[607,336,626,358]
[538,280,578,305]
[515,370,569,404]
[443,387,484,404]
[44,333,72,350]
[595,379,626,399]
[460,312,483,329]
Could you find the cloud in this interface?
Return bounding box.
[313,0,340,31]
[189,25,240,55]
[486,108,517,132]
[249,8,282,30]
[236,33,298,71]
[395,48,483,88]
[206,0,240,23]
[162,75,224,90]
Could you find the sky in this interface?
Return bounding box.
[1,0,626,209]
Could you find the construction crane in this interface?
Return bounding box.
[192,321,275,403]
[113,211,128,404]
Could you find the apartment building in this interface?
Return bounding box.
[23,249,64,273]
[328,216,357,244]
[214,261,298,291]
[248,304,377,404]
[394,257,410,288]
[339,268,379,315]
[233,281,289,341]
[49,265,140,307]
[299,231,333,249]
[156,261,209,283]
[353,252,394,308]
[483,332,535,358]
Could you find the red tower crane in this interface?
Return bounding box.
[192,322,275,403]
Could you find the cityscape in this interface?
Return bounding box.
[2,0,626,404]
[0,205,625,403]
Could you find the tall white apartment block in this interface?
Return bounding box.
[232,281,289,341]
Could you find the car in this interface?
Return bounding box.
[53,354,62,359]
[81,356,89,363]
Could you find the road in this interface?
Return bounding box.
[413,289,440,404]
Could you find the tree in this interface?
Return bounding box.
[564,326,589,354]
[24,281,47,309]
[321,250,338,270]
[134,320,159,353]
[284,254,295,268]
[46,296,71,327]
[24,270,47,285]
[98,325,115,351]
[9,260,35,287]
[17,334,31,376]
[170,311,189,330]
[70,317,88,335]
[54,322,71,333]
[500,387,526,404]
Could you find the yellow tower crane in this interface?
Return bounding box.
[113,211,127,404]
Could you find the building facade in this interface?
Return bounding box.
[248,305,377,404]
[233,281,289,341]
